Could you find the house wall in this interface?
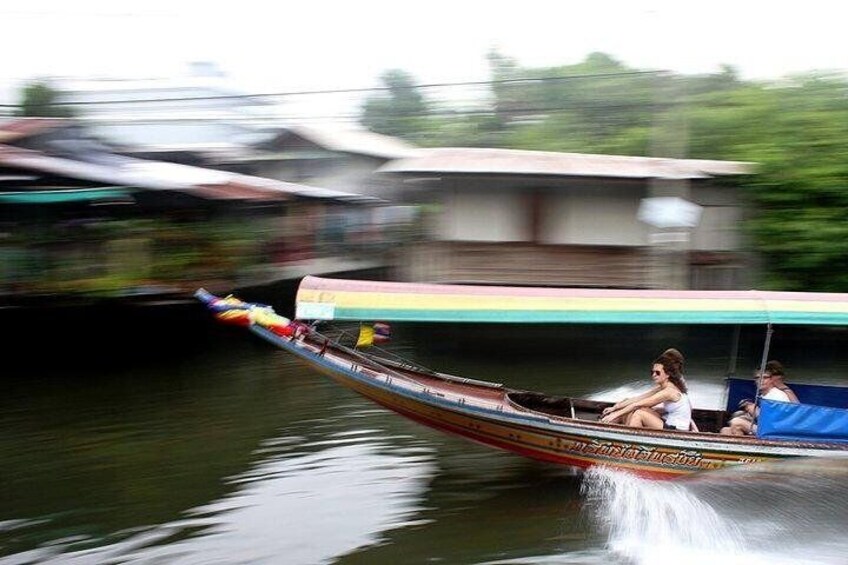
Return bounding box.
[433,177,649,246]
[689,184,743,252]
[252,153,397,199]
[437,186,529,242]
[307,155,397,198]
[252,155,338,185]
[401,241,650,287]
[690,206,742,251]
[540,185,648,246]
[429,177,747,252]
[405,175,751,289]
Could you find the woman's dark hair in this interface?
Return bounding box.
[654,354,688,394]
[661,348,685,376]
[765,360,785,378]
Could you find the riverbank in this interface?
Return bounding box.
[1,267,393,371]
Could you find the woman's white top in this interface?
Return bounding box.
[763,387,791,402]
[662,393,692,430]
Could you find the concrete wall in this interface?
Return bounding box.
[401,241,650,287]
[403,175,752,289]
[689,184,743,251]
[540,186,648,246]
[253,154,396,199]
[433,177,651,246]
[430,177,745,252]
[436,184,530,242]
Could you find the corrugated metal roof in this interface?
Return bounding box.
[188,183,279,201]
[0,144,379,203]
[378,147,755,180]
[279,125,419,160]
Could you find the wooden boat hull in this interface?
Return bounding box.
[252,326,848,480]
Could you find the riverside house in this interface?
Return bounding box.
[0,118,383,303]
[379,147,754,290]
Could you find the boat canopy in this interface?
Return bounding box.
[295,276,848,325]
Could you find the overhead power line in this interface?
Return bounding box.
[56,100,668,124]
[0,70,662,109]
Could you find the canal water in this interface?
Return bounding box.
[2,316,848,564]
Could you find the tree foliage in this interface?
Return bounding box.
[361,69,429,139]
[16,81,75,118]
[358,54,848,291]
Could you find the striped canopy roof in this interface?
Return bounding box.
[295,277,848,325]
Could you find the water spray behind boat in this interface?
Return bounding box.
[581,456,848,565]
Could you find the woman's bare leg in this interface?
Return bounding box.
[627,408,665,429]
[720,416,754,435]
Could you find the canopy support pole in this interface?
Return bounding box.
[754,324,774,405]
[727,324,741,376]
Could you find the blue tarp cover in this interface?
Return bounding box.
[725,378,848,412]
[757,398,848,443]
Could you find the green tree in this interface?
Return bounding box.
[360,55,848,290]
[736,77,848,290]
[481,52,661,153]
[361,69,429,139]
[16,81,75,118]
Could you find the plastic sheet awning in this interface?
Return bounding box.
[0,187,134,204]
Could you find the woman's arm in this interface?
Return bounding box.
[601,388,675,424]
[602,386,660,416]
[739,400,758,418]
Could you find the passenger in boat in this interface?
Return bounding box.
[660,348,700,431]
[662,348,684,369]
[600,353,692,430]
[661,347,686,384]
[720,360,799,436]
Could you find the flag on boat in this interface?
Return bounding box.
[356,322,391,347]
[250,307,295,337]
[373,322,391,344]
[194,289,295,335]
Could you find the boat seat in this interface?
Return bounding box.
[507,391,574,417]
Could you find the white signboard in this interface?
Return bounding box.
[296,302,336,320]
[638,197,703,229]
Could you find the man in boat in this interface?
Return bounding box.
[599,352,692,430]
[720,360,799,436]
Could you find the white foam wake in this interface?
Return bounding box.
[581,466,814,565]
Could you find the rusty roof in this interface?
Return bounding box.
[272,125,419,160]
[378,147,755,180]
[0,118,73,144]
[0,144,376,203]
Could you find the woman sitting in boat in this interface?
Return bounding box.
[599,352,692,430]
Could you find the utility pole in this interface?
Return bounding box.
[647,71,692,290]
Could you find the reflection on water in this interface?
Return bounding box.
[1,324,848,564]
[26,437,436,563]
[0,337,437,564]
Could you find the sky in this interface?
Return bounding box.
[1,0,846,108]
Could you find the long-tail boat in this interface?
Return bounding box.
[196,277,848,479]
